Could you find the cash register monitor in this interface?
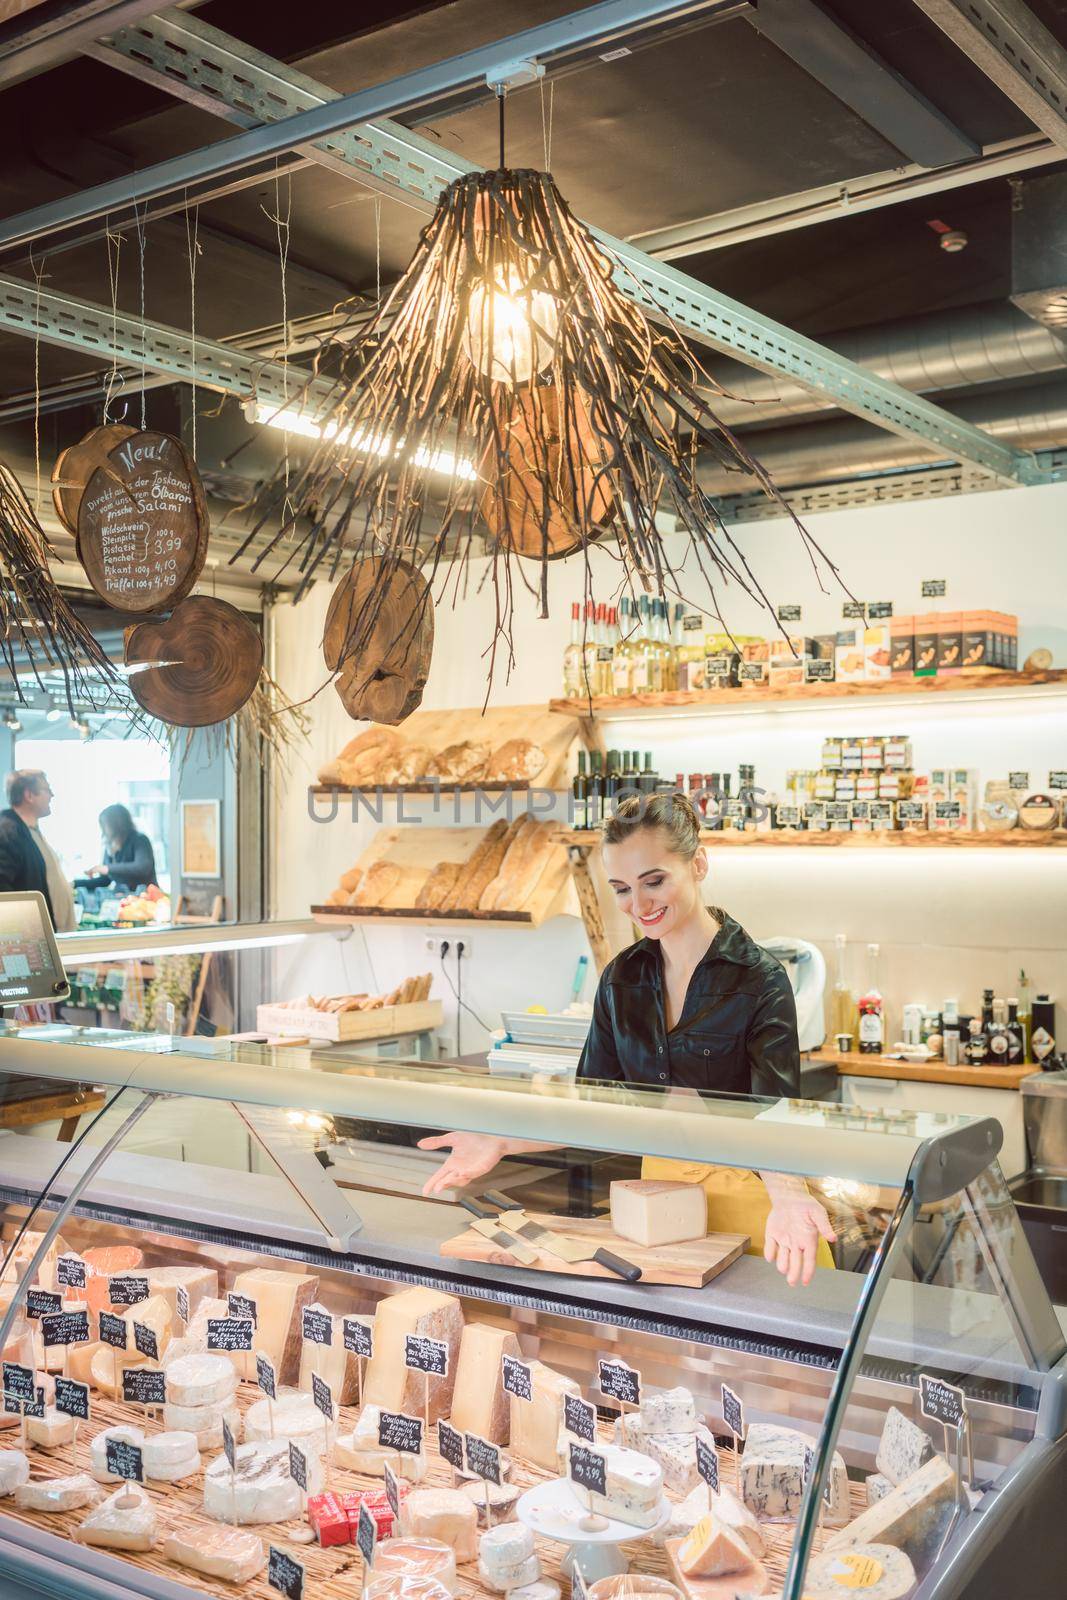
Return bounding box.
[0,891,69,1005]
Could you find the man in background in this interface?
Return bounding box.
[0,770,77,930]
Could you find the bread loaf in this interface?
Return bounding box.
[340,866,363,894]
[428,742,490,783]
[380,746,432,785]
[351,862,401,908]
[415,862,462,910]
[486,822,555,911]
[438,820,508,912]
[478,817,538,909]
[454,817,525,912]
[324,888,348,906]
[337,727,403,764]
[483,740,546,784]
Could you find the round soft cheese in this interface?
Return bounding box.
[478,1555,541,1594]
[479,1522,535,1569]
[89,1425,145,1484]
[204,1439,325,1526]
[163,1399,241,1450]
[0,1451,29,1496]
[144,1431,201,1482]
[165,1353,238,1408]
[372,1537,459,1597]
[245,1390,335,1448]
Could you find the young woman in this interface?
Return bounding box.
[421,792,835,1287]
[90,804,158,891]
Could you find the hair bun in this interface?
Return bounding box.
[601,786,702,858]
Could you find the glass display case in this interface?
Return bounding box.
[0,1028,1062,1600]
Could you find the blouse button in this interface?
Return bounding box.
[703,1048,709,1056]
[659,1073,667,1081]
[657,1045,664,1054]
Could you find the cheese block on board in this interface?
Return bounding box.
[449,1322,520,1445]
[245,1388,335,1448]
[0,1452,29,1495]
[373,1537,459,1596]
[165,1352,238,1409]
[229,1267,319,1384]
[146,1265,218,1322]
[26,1406,76,1450]
[570,1444,664,1530]
[74,1483,157,1552]
[459,1478,521,1527]
[163,1399,241,1451]
[364,1287,463,1425]
[15,1474,101,1513]
[609,1180,707,1247]
[90,1425,146,1484]
[643,1425,719,1495]
[867,1474,893,1506]
[641,1388,699,1436]
[677,1513,751,1577]
[824,1455,958,1569]
[510,1360,580,1471]
[164,1523,267,1584]
[875,1407,935,1486]
[400,1487,479,1562]
[798,1543,916,1599]
[298,1303,364,1405]
[204,1438,325,1524]
[739,1424,849,1525]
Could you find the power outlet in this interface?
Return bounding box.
[424,936,472,959]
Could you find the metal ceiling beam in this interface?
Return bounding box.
[744,0,978,167]
[70,7,1042,486]
[0,0,173,87]
[912,0,1067,154]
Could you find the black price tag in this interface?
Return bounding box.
[356,1500,377,1567]
[123,1367,166,1407]
[288,1440,308,1493]
[842,601,866,620]
[721,1383,745,1439]
[223,1415,237,1471]
[777,604,802,622]
[568,1442,607,1497]
[5,1386,44,1419]
[99,1311,128,1351]
[572,1564,589,1600]
[105,1436,143,1483]
[804,659,835,681]
[176,1285,190,1325]
[343,1317,373,1359]
[934,801,962,821]
[54,1376,90,1422]
[42,1309,90,1348]
[464,1432,502,1486]
[437,1419,464,1470]
[404,1334,448,1376]
[378,1410,423,1456]
[501,1354,533,1402]
[311,1372,334,1422]
[25,1288,62,1320]
[919,1373,966,1428]
[2,1362,34,1402]
[384,1459,401,1519]
[257,1354,278,1401]
[207,1317,254,1352]
[57,1254,87,1290]
[133,1321,159,1362]
[597,1358,641,1408]
[897,800,926,820]
[1008,771,1030,790]
[563,1394,597,1444]
[696,1432,719,1492]
[1049,770,1067,790]
[108,1275,149,1307]
[921,579,946,597]
[229,1292,258,1328]
[268,1546,305,1600]
[868,600,893,619]
[301,1305,331,1347]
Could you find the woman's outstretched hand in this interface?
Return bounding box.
[418,1132,509,1197]
[764,1193,837,1287]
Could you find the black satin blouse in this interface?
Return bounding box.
[576,912,800,1097]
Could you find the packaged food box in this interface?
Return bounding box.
[864,625,892,680]
[960,610,998,672]
[768,662,804,688]
[913,613,940,676]
[878,771,914,799]
[988,610,1018,669]
[856,774,879,798]
[821,738,843,770]
[811,633,838,660]
[741,639,771,662]
[834,628,866,683]
[936,612,963,674]
[890,615,915,674]
[814,772,836,800]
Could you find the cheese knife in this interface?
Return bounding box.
[458,1197,539,1265]
[479,1193,642,1282]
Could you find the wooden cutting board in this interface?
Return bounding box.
[441,1211,749,1287]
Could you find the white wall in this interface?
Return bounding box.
[270,480,1067,1053]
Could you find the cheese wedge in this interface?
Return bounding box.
[15,1474,101,1512]
[510,1361,580,1472]
[297,1302,364,1405]
[164,1522,267,1583]
[449,1323,520,1446]
[146,1265,218,1322]
[67,1341,105,1389]
[609,1180,707,1247]
[824,1456,958,1569]
[678,1513,751,1577]
[244,1388,335,1449]
[228,1267,319,1384]
[364,1287,463,1425]
[27,1407,76,1451]
[570,1444,664,1530]
[74,1483,156,1552]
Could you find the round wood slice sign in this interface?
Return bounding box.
[323,556,433,725]
[125,596,263,727]
[51,423,137,536]
[77,429,209,612]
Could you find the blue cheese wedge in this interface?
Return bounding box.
[569,1444,664,1530]
[866,1474,893,1506]
[739,1423,849,1525]
[642,1425,718,1495]
[875,1407,935,1486]
[824,1455,957,1570]
[799,1543,916,1598]
[613,1412,645,1450]
[640,1388,698,1436]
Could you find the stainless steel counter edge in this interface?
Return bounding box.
[0,1513,202,1600]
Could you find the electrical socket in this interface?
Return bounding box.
[424,935,471,958]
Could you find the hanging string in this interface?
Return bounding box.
[374,195,382,306]
[498,87,506,169]
[266,161,293,490]
[540,77,555,170]
[30,251,45,514]
[103,215,122,425]
[184,195,201,459]
[133,199,147,430]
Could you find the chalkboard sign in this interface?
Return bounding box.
[301,1306,332,1347]
[568,1442,607,1497]
[501,1355,532,1402]
[572,1561,588,1600]
[207,1317,254,1352]
[268,1545,305,1600]
[42,1309,90,1348]
[133,1321,159,1362]
[868,601,893,619]
[384,1459,401,1519]
[564,1394,597,1444]
[108,1275,149,1308]
[378,1410,423,1457]
[99,1311,128,1351]
[257,1354,278,1401]
[1049,770,1067,790]
[404,1334,448,1376]
[57,1255,87,1290]
[123,1367,166,1408]
[598,1358,641,1408]
[464,1433,502,1485]
[804,659,835,681]
[288,1441,308,1493]
[54,1376,90,1423]
[934,801,962,822]
[106,1435,144,1483]
[1008,771,1030,790]
[356,1500,377,1567]
[4,1386,44,1419]
[897,801,926,821]
[721,1384,745,1439]
[437,1419,464,1470]
[223,1415,236,1471]
[2,1362,34,1401]
[311,1372,334,1423]
[229,1292,258,1328]
[922,579,946,597]
[176,1285,190,1326]
[842,601,866,620]
[25,1288,62,1320]
[343,1317,373,1359]
[77,430,209,613]
[777,604,802,622]
[696,1432,719,1492]
[919,1373,965,1428]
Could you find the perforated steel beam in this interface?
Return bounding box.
[78,7,1042,485]
[913,0,1067,153]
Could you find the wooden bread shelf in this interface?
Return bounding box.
[550,667,1067,718]
[556,827,1067,848]
[813,1048,1036,1090]
[318,703,581,790]
[313,904,537,928]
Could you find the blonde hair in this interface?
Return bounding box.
[601,790,702,859]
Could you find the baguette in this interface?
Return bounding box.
[415,861,462,910]
[453,815,526,912]
[477,816,538,909]
[437,819,508,912]
[340,866,363,894]
[350,861,401,907]
[486,821,555,910]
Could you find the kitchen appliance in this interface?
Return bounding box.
[760,936,827,1050]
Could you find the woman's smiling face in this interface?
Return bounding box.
[603,826,707,939]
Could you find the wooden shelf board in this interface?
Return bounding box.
[550,668,1067,719]
[811,1049,1036,1090]
[309,783,564,796]
[312,904,535,928]
[556,828,1067,849]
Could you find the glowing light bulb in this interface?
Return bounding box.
[463,268,558,384]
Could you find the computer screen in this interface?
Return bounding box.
[0,892,70,1005]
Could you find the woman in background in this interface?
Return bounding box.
[90,804,158,891]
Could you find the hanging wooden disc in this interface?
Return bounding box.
[479,385,614,560]
[323,556,433,725]
[76,429,210,613]
[124,596,263,727]
[51,423,137,535]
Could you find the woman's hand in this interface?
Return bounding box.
[763,1193,836,1287]
[418,1132,509,1197]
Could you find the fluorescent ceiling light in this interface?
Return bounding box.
[251,403,477,483]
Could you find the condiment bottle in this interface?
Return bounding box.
[1006,999,1025,1065]
[1032,994,1057,1067]
[987,1000,1012,1065]
[966,1016,989,1066]
[942,998,961,1067]
[857,944,884,1055]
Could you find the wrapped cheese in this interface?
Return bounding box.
[164,1522,267,1583]
[204,1439,325,1525]
[365,1579,454,1600]
[372,1537,459,1596]
[15,1474,101,1512]
[0,1451,29,1495]
[74,1483,157,1552]
[90,1425,145,1484]
[336,1405,426,1480]
[399,1488,478,1562]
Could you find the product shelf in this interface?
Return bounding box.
[556,828,1067,848]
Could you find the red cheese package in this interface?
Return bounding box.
[343,1486,405,1539]
[308,1492,352,1548]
